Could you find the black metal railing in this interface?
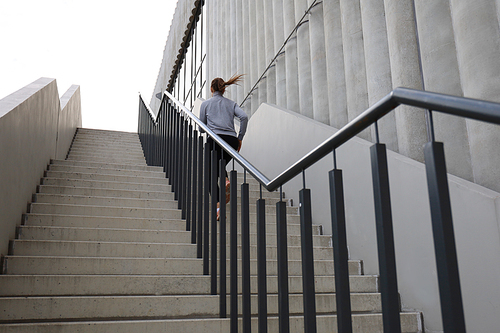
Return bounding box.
[138,88,500,333]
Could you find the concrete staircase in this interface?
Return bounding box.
[0,128,423,332]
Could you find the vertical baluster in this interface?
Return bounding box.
[173,110,179,199]
[219,158,227,318]
[211,149,218,294]
[186,123,193,230]
[191,129,198,245]
[370,143,401,333]
[197,136,204,258]
[165,101,172,180]
[159,100,165,172]
[299,173,317,333]
[424,141,466,333]
[179,118,187,215]
[241,177,251,333]
[229,169,238,333]
[154,115,158,166]
[146,115,150,164]
[257,185,268,333]
[162,102,168,170]
[168,102,174,183]
[154,115,158,165]
[203,142,210,275]
[276,187,289,333]
[329,165,352,333]
[182,120,189,219]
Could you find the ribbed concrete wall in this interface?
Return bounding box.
[0,78,81,257]
[196,0,500,192]
[150,0,199,114]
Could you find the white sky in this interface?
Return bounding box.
[0,0,175,133]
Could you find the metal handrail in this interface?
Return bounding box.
[164,88,500,192]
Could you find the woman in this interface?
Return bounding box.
[199,74,248,218]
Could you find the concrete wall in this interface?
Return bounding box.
[149,0,198,115]
[0,78,81,257]
[57,85,82,159]
[239,102,500,333]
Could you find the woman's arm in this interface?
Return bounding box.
[234,104,248,140]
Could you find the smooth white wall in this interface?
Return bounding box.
[239,102,500,333]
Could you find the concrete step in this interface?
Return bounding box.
[29,203,182,219]
[44,170,168,185]
[66,152,146,163]
[47,165,163,178]
[70,141,142,148]
[73,133,140,140]
[32,193,178,210]
[16,225,330,247]
[69,141,143,148]
[75,129,139,137]
[32,192,293,215]
[68,148,145,158]
[67,146,144,155]
[3,256,362,276]
[72,133,141,141]
[70,138,142,146]
[9,240,334,260]
[50,159,162,172]
[0,312,423,333]
[0,274,377,296]
[41,177,171,192]
[66,156,147,165]
[17,226,191,243]
[37,185,174,201]
[24,213,318,235]
[0,293,388,323]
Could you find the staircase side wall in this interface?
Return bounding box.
[57,85,82,160]
[238,102,500,333]
[0,78,81,257]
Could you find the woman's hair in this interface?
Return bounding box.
[211,74,244,95]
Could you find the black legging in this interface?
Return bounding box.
[207,135,240,201]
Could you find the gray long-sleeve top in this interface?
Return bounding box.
[199,91,248,140]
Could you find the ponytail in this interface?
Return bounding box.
[211,74,245,95]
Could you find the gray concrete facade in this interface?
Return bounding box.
[0,78,81,257]
[153,0,500,192]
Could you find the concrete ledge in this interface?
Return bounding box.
[0,78,81,256]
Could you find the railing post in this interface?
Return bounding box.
[257,188,268,333]
[299,186,317,333]
[203,142,210,275]
[424,141,466,333]
[219,158,227,318]
[211,149,218,295]
[161,104,166,172]
[186,123,193,230]
[179,118,187,217]
[168,102,174,183]
[173,110,180,200]
[191,129,198,245]
[229,170,238,333]
[329,168,352,333]
[370,143,401,333]
[241,178,251,333]
[164,100,170,177]
[276,189,290,333]
[197,136,204,258]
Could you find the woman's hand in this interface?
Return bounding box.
[237,140,242,152]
